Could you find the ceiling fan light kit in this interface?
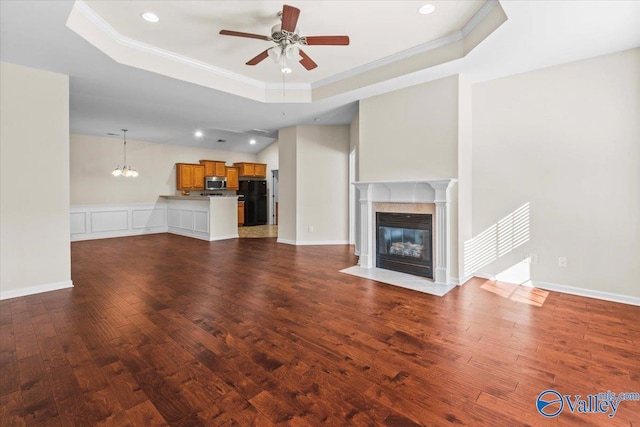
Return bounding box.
[219,4,349,73]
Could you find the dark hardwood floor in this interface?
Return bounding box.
[1,234,638,426]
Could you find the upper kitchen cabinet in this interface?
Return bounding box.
[234,162,267,178]
[226,166,239,190]
[176,163,205,190]
[200,160,227,177]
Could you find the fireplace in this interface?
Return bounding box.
[353,179,457,286]
[376,212,433,278]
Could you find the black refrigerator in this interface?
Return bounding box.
[238,180,267,226]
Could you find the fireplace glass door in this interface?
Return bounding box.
[376,213,432,278]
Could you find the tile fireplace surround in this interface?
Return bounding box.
[351,179,458,290]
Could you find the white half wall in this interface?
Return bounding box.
[1,62,72,300]
[471,48,640,299]
[71,203,168,241]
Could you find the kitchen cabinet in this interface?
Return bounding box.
[233,162,267,178]
[226,166,239,190]
[199,160,226,177]
[238,201,245,226]
[176,163,205,190]
[254,163,267,177]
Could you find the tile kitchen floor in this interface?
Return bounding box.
[238,224,278,238]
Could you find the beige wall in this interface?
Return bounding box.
[359,75,461,278]
[359,75,460,181]
[1,62,71,298]
[296,125,350,243]
[277,125,350,244]
[278,127,297,242]
[70,134,256,205]
[472,48,640,298]
[457,76,473,282]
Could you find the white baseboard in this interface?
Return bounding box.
[471,272,640,306]
[72,229,166,241]
[167,227,210,241]
[276,239,349,246]
[210,233,240,241]
[276,238,297,245]
[533,280,640,307]
[1,280,73,300]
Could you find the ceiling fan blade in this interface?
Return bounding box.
[219,30,270,41]
[246,50,270,66]
[304,36,350,45]
[281,5,301,33]
[299,49,318,70]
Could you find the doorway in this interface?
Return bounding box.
[271,170,279,225]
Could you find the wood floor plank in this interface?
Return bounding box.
[0,234,638,425]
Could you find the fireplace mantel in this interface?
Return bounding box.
[353,179,457,287]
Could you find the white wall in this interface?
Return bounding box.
[296,125,350,244]
[472,48,640,299]
[1,62,72,299]
[359,75,461,278]
[70,134,257,205]
[257,141,279,225]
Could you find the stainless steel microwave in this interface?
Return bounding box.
[205,176,227,190]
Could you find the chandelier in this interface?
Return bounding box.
[111,129,139,177]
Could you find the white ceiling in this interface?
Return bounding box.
[1,1,639,154]
[77,0,487,84]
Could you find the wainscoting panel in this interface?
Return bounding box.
[194,211,209,233]
[91,210,128,233]
[132,208,166,230]
[71,203,168,241]
[166,204,211,241]
[70,212,86,235]
[180,210,195,231]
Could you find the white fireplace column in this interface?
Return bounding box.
[353,179,457,287]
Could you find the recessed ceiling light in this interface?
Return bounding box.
[194,130,203,138]
[141,12,159,23]
[249,139,257,145]
[418,4,436,15]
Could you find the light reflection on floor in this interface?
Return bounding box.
[480,280,549,307]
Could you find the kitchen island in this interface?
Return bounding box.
[160,195,239,241]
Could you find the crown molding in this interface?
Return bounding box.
[310,0,500,91]
[69,0,504,103]
[73,1,267,89]
[462,0,499,37]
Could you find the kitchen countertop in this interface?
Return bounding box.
[160,195,240,200]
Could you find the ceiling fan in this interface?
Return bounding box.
[219,4,349,72]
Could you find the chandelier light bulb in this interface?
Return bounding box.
[111,129,139,178]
